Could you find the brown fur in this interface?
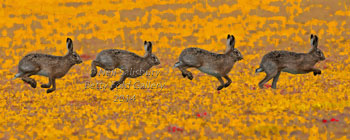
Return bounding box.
[14,38,83,93]
[256,34,326,89]
[174,34,243,90]
[90,41,160,90]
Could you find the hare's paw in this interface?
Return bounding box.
[110,85,116,90]
[217,85,224,90]
[313,70,321,76]
[91,69,97,77]
[41,84,51,88]
[22,78,36,88]
[182,73,187,78]
[186,73,193,80]
[110,82,121,90]
[30,81,37,88]
[224,82,231,88]
[46,88,55,93]
[258,84,264,89]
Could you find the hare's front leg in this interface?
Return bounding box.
[223,75,232,88]
[22,74,37,88]
[41,78,52,88]
[46,77,56,93]
[110,73,127,90]
[216,76,225,90]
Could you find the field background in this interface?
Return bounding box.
[1,0,350,139]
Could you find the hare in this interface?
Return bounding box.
[255,34,325,89]
[90,41,160,90]
[14,38,83,93]
[174,34,243,90]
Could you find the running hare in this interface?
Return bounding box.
[174,34,243,90]
[14,38,83,93]
[90,41,160,90]
[256,34,325,89]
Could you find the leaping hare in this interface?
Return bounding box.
[14,38,83,93]
[256,34,326,89]
[90,41,160,90]
[174,34,243,90]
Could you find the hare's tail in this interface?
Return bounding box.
[255,67,264,74]
[13,72,23,80]
[173,61,182,68]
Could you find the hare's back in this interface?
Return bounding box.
[20,53,61,64]
[179,47,224,68]
[262,51,302,62]
[96,49,142,62]
[180,47,221,59]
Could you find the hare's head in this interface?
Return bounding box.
[309,34,325,61]
[226,34,243,61]
[66,38,83,64]
[144,41,160,66]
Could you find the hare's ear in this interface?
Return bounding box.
[227,34,230,39]
[225,35,235,53]
[66,38,73,53]
[144,40,147,45]
[310,34,318,49]
[230,35,235,48]
[144,41,152,56]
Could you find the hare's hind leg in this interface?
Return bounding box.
[19,63,40,88]
[271,71,281,89]
[22,74,37,88]
[258,73,276,89]
[178,65,193,80]
[91,59,116,77]
[258,61,278,89]
[175,61,194,80]
[90,60,101,77]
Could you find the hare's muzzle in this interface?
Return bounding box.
[238,56,243,61]
[78,60,83,64]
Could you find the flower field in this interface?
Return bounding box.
[1,0,350,139]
